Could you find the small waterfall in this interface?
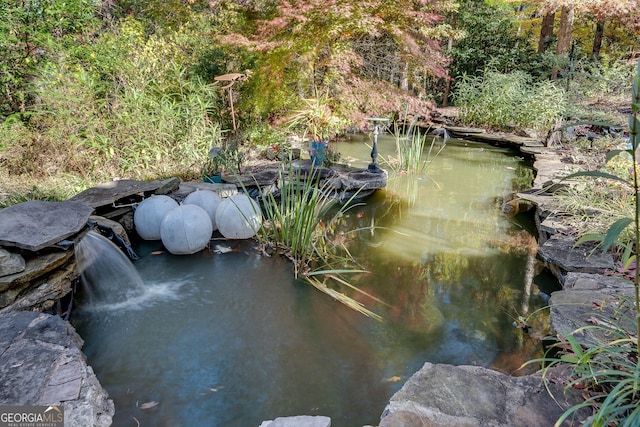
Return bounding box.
[75,230,146,307]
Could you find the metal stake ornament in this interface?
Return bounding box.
[365,117,389,173]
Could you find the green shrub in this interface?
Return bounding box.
[0,15,225,188]
[258,164,344,274]
[454,70,566,132]
[567,56,635,103]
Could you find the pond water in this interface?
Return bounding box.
[72,136,550,427]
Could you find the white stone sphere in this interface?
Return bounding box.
[215,194,263,239]
[160,204,213,255]
[134,195,179,240]
[183,189,222,231]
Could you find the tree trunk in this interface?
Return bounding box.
[592,17,605,60]
[400,61,409,91]
[441,37,454,107]
[556,6,574,55]
[538,11,556,53]
[551,6,574,81]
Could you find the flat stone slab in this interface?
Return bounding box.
[380,362,588,427]
[549,272,637,348]
[221,168,282,187]
[446,126,487,134]
[171,181,238,202]
[444,127,544,148]
[537,235,614,274]
[0,311,113,426]
[532,155,568,189]
[0,201,94,251]
[0,257,76,312]
[69,177,180,208]
[217,161,387,201]
[539,214,575,236]
[331,165,388,191]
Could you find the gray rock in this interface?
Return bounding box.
[222,160,388,201]
[171,181,238,202]
[539,214,574,237]
[445,126,487,134]
[0,250,74,310]
[537,235,614,279]
[88,215,132,246]
[336,167,388,191]
[0,249,25,277]
[563,271,634,292]
[380,362,588,427]
[0,311,114,426]
[259,415,331,427]
[0,201,94,251]
[549,273,636,348]
[69,177,180,208]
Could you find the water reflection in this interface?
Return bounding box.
[330,136,546,372]
[73,136,548,427]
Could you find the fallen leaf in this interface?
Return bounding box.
[139,401,159,410]
[586,316,601,325]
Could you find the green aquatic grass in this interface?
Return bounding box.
[233,161,383,319]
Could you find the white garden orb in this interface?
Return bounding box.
[134,195,179,240]
[183,189,222,231]
[160,204,213,255]
[215,194,263,239]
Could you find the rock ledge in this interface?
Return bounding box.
[0,311,114,426]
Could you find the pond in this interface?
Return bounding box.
[72,136,551,427]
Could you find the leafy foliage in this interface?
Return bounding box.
[454,69,566,131]
[448,0,536,79]
[0,15,223,195]
[532,306,639,427]
[215,0,455,123]
[286,95,345,141]
[0,0,100,115]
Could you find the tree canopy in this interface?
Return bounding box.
[212,0,456,122]
[1,0,640,127]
